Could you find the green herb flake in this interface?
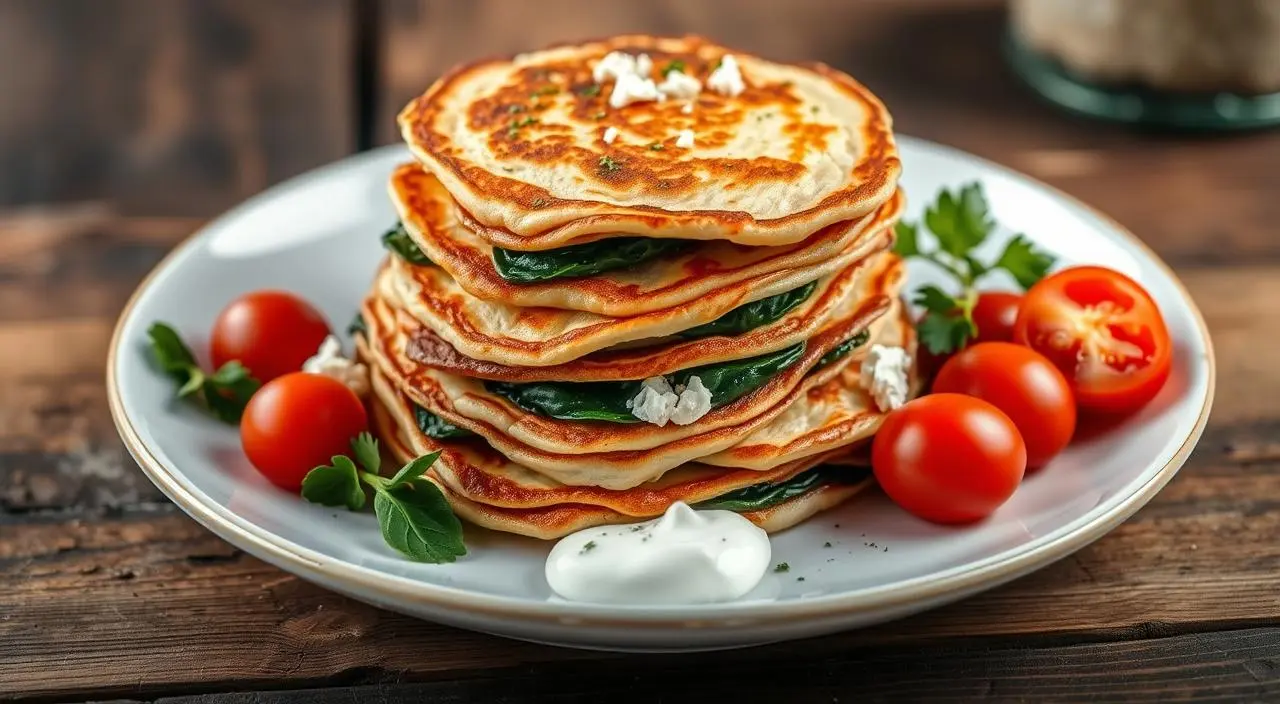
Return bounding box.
[598,155,622,173]
[648,142,665,151]
[530,86,559,98]
[577,84,601,97]
[797,576,806,582]
[774,562,790,573]
[507,104,525,114]
[580,540,598,554]
[662,59,686,76]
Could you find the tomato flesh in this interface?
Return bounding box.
[933,342,1076,469]
[241,372,368,491]
[1015,266,1171,414]
[212,290,331,383]
[872,394,1027,524]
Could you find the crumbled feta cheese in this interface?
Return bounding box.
[303,335,370,397]
[669,376,713,425]
[610,72,662,108]
[657,70,701,100]
[594,51,645,83]
[630,375,715,426]
[675,129,695,149]
[635,53,653,79]
[681,102,694,114]
[707,54,746,97]
[858,344,910,412]
[603,126,619,144]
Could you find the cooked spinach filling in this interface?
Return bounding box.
[816,329,872,369]
[382,222,433,266]
[491,237,691,283]
[414,405,475,439]
[347,313,367,338]
[676,281,817,340]
[695,465,873,512]
[485,342,807,423]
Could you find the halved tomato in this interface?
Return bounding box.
[1014,266,1171,414]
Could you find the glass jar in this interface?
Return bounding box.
[1007,0,1280,130]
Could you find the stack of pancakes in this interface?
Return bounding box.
[355,35,912,539]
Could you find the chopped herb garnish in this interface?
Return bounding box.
[774,562,790,573]
[648,142,665,151]
[581,540,597,554]
[577,84,602,97]
[506,115,538,138]
[530,86,558,98]
[797,577,806,582]
[598,155,622,173]
[662,59,687,76]
[507,104,525,114]
[823,541,832,548]
[712,58,724,71]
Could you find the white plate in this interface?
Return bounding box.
[108,136,1215,652]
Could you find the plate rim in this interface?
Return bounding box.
[106,135,1216,628]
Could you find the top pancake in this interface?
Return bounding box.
[399,35,901,248]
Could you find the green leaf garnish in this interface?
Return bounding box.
[576,84,601,97]
[381,223,432,266]
[662,59,686,76]
[146,322,261,424]
[598,156,622,173]
[300,434,464,563]
[894,182,1056,354]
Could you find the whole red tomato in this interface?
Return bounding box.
[933,342,1076,468]
[240,372,367,491]
[872,394,1027,524]
[1014,267,1171,414]
[211,290,331,383]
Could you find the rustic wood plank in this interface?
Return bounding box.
[376,0,1280,266]
[140,627,1280,703]
[0,0,355,218]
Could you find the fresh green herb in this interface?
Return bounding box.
[816,329,872,368]
[695,466,871,512]
[797,576,805,582]
[593,111,607,120]
[581,540,597,554]
[507,115,539,138]
[146,323,260,424]
[894,183,1055,354]
[576,84,602,97]
[414,405,475,439]
[712,57,724,71]
[381,222,432,266]
[662,59,687,76]
[491,237,689,283]
[507,104,525,114]
[774,562,790,573]
[347,313,367,338]
[485,343,807,423]
[530,86,558,98]
[301,433,465,563]
[648,142,665,151]
[598,155,622,173]
[677,282,816,340]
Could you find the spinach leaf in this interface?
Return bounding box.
[347,313,367,337]
[816,329,871,369]
[414,405,475,439]
[491,237,690,283]
[382,222,433,265]
[484,343,806,423]
[695,465,872,512]
[676,282,817,339]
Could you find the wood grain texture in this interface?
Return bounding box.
[0,0,355,217]
[377,0,1280,267]
[1,259,1275,699]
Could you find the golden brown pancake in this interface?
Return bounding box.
[399,35,900,247]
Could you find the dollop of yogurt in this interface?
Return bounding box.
[303,335,370,397]
[545,502,772,605]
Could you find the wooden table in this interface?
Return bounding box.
[3,1,1279,701]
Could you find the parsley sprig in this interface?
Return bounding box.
[302,433,466,563]
[894,182,1055,355]
[146,322,260,423]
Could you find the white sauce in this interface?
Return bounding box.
[602,126,619,144]
[545,502,772,605]
[675,129,695,149]
[628,375,712,426]
[302,335,370,397]
[859,344,910,411]
[657,69,702,100]
[708,54,746,97]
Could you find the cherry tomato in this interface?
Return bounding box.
[872,394,1026,524]
[240,372,367,491]
[1014,266,1171,414]
[972,292,1022,344]
[933,342,1076,469]
[212,290,331,383]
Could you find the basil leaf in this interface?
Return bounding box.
[203,361,260,424]
[677,282,816,340]
[147,322,199,379]
[695,465,872,512]
[816,329,871,369]
[485,343,806,423]
[301,456,366,510]
[147,321,260,424]
[491,237,690,283]
[382,222,433,265]
[415,405,476,439]
[387,450,442,488]
[373,479,467,563]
